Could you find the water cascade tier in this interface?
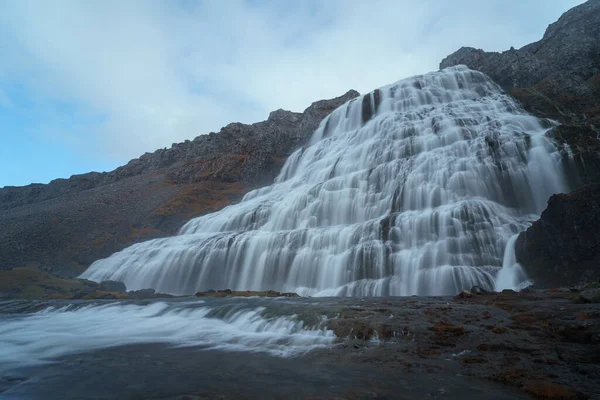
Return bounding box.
[82,66,568,296]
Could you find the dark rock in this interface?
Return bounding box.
[515,184,600,287]
[129,289,156,299]
[470,286,487,294]
[578,289,600,303]
[99,280,127,293]
[440,1,600,97]
[195,289,300,298]
[456,290,473,299]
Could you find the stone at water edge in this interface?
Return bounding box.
[195,290,300,298]
[99,280,127,293]
[578,289,600,303]
[470,285,488,294]
[128,288,157,299]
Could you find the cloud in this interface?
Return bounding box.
[0,0,585,167]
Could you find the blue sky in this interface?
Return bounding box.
[0,0,583,187]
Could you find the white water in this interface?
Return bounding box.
[81,66,568,296]
[0,301,334,372]
[494,234,530,291]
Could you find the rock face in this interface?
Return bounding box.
[441,0,600,186]
[440,0,600,99]
[442,0,600,286]
[515,184,600,287]
[0,90,359,276]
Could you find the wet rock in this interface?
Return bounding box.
[462,355,487,364]
[578,289,600,303]
[429,321,467,338]
[522,380,584,400]
[194,290,300,298]
[354,326,376,341]
[491,326,506,334]
[515,184,600,288]
[99,280,127,293]
[456,290,472,299]
[470,286,487,294]
[129,289,156,299]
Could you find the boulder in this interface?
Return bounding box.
[515,184,600,287]
[579,289,600,303]
[99,280,127,293]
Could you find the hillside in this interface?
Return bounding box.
[0,90,359,276]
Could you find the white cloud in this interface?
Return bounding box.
[0,0,585,164]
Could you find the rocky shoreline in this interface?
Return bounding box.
[320,286,600,399]
[1,288,598,399]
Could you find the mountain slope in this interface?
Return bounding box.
[441,0,600,186]
[0,90,359,276]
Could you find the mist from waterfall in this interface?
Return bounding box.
[81,66,568,296]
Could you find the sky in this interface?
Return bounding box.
[0,0,584,187]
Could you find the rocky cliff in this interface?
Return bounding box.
[0,90,359,276]
[514,184,600,287]
[442,0,600,287]
[441,0,600,186]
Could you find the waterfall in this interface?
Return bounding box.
[494,234,530,291]
[81,65,568,296]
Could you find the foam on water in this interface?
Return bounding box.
[81,66,569,296]
[0,301,334,373]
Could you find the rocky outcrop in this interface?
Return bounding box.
[515,184,600,287]
[441,0,600,186]
[0,90,359,276]
[440,0,600,99]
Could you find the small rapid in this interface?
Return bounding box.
[81,66,569,296]
[0,300,334,373]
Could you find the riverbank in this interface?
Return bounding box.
[1,288,598,399]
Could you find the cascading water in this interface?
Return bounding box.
[0,300,334,373]
[81,65,569,296]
